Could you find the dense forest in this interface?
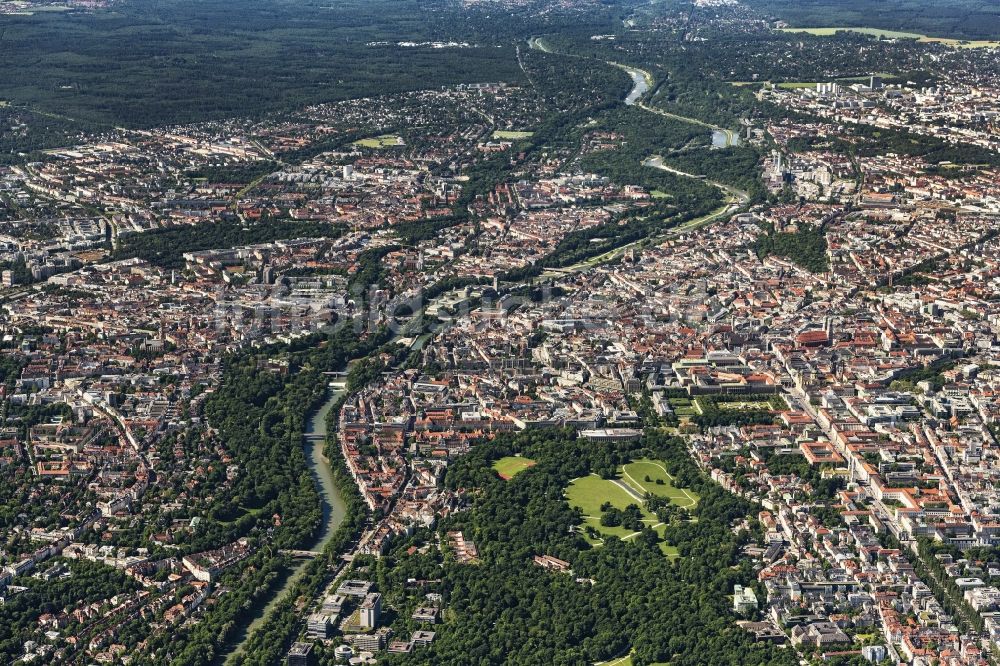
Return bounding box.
[113,220,344,269]
[755,222,830,273]
[746,0,1000,41]
[0,105,99,162]
[0,0,530,129]
[581,107,711,193]
[365,428,797,666]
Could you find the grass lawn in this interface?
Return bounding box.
[352,134,404,148]
[492,455,536,480]
[694,394,786,414]
[671,397,699,417]
[566,472,682,557]
[567,474,642,517]
[492,130,534,139]
[620,459,699,509]
[778,26,1000,48]
[650,190,671,199]
[217,504,264,525]
[776,82,819,89]
[715,400,774,411]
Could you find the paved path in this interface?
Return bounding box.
[612,477,645,502]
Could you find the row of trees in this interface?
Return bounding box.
[877,532,986,637]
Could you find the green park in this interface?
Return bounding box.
[352,134,405,149]
[492,455,537,480]
[492,130,534,140]
[565,458,700,557]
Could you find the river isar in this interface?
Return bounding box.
[220,382,348,665]
[622,66,649,106]
[711,129,740,148]
[303,383,349,549]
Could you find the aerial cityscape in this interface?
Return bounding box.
[2,0,1000,664]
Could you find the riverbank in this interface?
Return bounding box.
[219,384,348,665]
[304,386,349,548]
[619,65,650,106]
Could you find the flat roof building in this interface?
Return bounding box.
[306,612,332,638]
[359,592,382,629]
[286,641,314,666]
[337,579,374,597]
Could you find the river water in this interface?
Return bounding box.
[711,129,740,148]
[623,67,649,105]
[303,384,349,549]
[620,65,740,149]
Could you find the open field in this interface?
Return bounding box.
[352,134,405,149]
[620,459,699,509]
[4,4,72,14]
[567,474,671,553]
[598,656,635,666]
[492,456,536,480]
[668,397,698,417]
[493,130,534,140]
[778,27,1000,48]
[567,474,645,519]
[776,82,819,89]
[566,467,691,557]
